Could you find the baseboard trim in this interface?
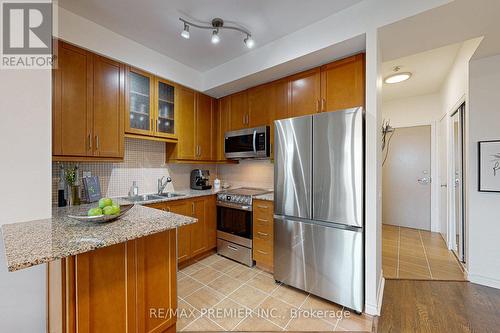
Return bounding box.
[468,273,500,289]
[365,274,385,316]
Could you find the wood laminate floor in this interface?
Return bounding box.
[382,224,466,280]
[377,280,500,333]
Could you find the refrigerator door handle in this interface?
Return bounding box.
[274,214,362,232]
[252,129,257,154]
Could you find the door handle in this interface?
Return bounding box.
[252,130,257,154]
[417,177,430,185]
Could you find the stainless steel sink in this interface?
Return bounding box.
[121,194,163,202]
[157,192,186,198]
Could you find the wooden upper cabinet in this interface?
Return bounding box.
[248,84,272,127]
[321,54,365,112]
[53,40,124,160]
[230,90,248,130]
[92,55,125,158]
[196,93,214,160]
[53,41,92,157]
[126,67,155,136]
[214,96,231,161]
[174,86,196,160]
[289,68,321,117]
[272,79,290,121]
[154,78,176,139]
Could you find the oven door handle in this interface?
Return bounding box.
[252,129,257,155]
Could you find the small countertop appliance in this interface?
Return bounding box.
[190,169,212,190]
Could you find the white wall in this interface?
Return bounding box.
[0,69,51,331]
[382,93,441,127]
[56,7,203,91]
[467,54,500,289]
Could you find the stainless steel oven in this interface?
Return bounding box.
[216,187,271,266]
[224,126,270,159]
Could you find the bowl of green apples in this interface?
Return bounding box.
[68,198,133,223]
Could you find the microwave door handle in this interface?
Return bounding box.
[253,130,257,154]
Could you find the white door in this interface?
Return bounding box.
[382,125,432,230]
[438,116,448,243]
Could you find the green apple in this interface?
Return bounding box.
[87,207,103,217]
[102,206,116,215]
[110,204,121,215]
[98,198,113,209]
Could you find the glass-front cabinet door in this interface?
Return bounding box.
[126,67,154,136]
[155,78,176,138]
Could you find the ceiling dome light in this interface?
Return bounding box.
[211,29,220,44]
[244,35,255,49]
[181,23,190,39]
[384,66,412,84]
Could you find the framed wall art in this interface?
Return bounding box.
[478,140,500,192]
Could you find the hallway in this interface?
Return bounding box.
[382,224,465,280]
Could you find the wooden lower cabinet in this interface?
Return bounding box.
[252,199,274,273]
[47,229,177,333]
[147,195,216,265]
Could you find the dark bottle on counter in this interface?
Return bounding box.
[58,164,67,207]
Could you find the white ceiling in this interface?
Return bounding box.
[58,0,363,72]
[379,0,500,62]
[382,42,462,102]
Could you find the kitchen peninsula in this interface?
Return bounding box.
[1,202,197,333]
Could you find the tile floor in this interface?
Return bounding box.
[177,254,373,332]
[382,224,466,280]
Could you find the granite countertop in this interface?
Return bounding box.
[254,192,274,201]
[1,202,197,272]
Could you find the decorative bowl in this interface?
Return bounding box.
[68,204,134,223]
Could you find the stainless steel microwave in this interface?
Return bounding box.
[224,126,270,159]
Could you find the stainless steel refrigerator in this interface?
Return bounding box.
[274,107,364,312]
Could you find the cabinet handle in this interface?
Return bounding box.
[165,207,171,212]
[95,135,99,150]
[316,99,320,113]
[321,98,326,112]
[191,202,195,215]
[257,218,268,223]
[257,231,269,237]
[88,133,92,151]
[257,250,268,255]
[228,245,239,251]
[257,205,269,209]
[246,114,250,125]
[199,145,202,157]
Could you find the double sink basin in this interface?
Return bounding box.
[120,192,186,203]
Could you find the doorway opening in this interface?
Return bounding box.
[451,102,466,263]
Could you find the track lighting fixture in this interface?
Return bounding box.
[179,17,254,48]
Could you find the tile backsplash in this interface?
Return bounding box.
[52,138,274,206]
[52,138,216,205]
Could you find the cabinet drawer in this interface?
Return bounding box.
[253,246,273,266]
[253,201,272,216]
[254,229,273,243]
[254,216,273,233]
[253,236,273,253]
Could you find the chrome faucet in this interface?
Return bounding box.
[157,176,172,194]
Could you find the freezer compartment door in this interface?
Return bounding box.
[312,108,363,228]
[274,116,312,219]
[274,217,364,312]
